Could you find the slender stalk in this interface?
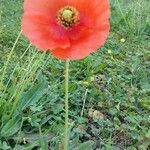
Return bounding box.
[81,89,88,117]
[1,44,31,98]
[64,60,69,150]
[0,31,22,88]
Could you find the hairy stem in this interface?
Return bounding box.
[64,60,69,150]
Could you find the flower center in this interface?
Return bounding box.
[57,6,80,29]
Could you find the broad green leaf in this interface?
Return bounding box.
[14,75,48,116]
[0,118,21,137]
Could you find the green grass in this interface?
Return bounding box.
[0,0,150,149]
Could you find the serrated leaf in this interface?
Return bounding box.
[1,141,11,150]
[145,130,150,138]
[74,140,95,150]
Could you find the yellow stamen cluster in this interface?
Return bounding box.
[57,6,80,29]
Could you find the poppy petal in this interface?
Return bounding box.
[51,22,110,60]
[24,0,66,15]
[22,12,70,50]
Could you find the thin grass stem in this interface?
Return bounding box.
[0,31,22,88]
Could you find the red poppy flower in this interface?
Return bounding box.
[22,0,110,60]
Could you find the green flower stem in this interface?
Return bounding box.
[64,60,69,150]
